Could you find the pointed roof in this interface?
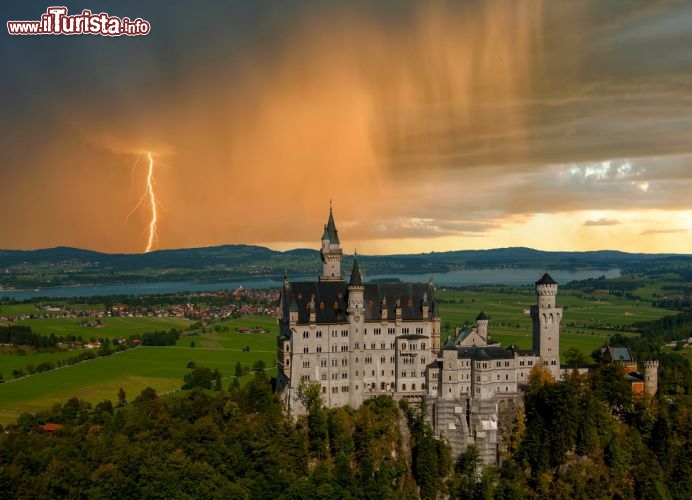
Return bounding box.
[536,273,558,285]
[325,206,340,245]
[476,310,488,321]
[349,254,363,287]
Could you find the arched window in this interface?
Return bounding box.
[319,301,325,310]
[407,298,413,307]
[333,301,338,309]
[421,342,426,350]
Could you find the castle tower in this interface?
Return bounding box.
[476,311,489,341]
[319,205,343,281]
[347,254,365,406]
[530,273,562,379]
[644,360,659,396]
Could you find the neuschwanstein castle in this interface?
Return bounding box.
[275,207,656,464]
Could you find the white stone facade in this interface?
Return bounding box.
[275,207,565,465]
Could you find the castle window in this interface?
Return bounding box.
[333,301,338,309]
[407,298,413,307]
[421,342,426,350]
[402,343,407,350]
[402,384,407,390]
[319,301,325,309]
[368,299,374,307]
[322,385,326,392]
[316,346,322,353]
[303,347,309,353]
[412,383,416,390]
[303,331,309,338]
[321,360,327,367]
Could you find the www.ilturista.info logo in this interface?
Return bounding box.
[7,7,150,36]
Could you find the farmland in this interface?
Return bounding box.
[0,279,683,426]
[0,315,278,426]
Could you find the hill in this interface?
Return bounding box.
[1,245,691,289]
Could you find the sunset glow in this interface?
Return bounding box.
[3,1,692,254]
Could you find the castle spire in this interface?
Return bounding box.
[349,251,363,287]
[319,203,343,280]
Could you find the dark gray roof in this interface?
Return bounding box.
[349,257,363,287]
[607,346,633,362]
[536,273,558,285]
[279,280,436,324]
[455,345,516,360]
[476,311,488,321]
[325,207,340,245]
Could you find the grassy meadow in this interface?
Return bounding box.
[0,280,681,425]
[0,315,278,426]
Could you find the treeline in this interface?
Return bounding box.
[0,325,58,349]
[0,325,180,382]
[0,375,418,499]
[0,368,690,499]
[2,370,689,499]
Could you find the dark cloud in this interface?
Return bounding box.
[2,1,692,252]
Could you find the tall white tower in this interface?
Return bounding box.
[644,360,659,396]
[530,273,562,379]
[320,205,343,281]
[347,256,365,406]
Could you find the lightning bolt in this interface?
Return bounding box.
[144,152,158,253]
[128,152,160,253]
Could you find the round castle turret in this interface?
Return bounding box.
[535,273,558,308]
[644,360,659,396]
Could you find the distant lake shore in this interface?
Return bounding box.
[0,268,620,300]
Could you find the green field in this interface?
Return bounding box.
[437,286,673,361]
[0,316,279,426]
[4,316,195,339]
[0,283,680,426]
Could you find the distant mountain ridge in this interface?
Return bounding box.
[1,244,690,289]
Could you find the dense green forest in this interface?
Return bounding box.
[1,365,689,499]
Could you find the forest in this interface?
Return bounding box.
[0,362,689,499]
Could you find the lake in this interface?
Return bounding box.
[0,268,620,300]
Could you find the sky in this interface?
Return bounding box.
[2,0,692,255]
